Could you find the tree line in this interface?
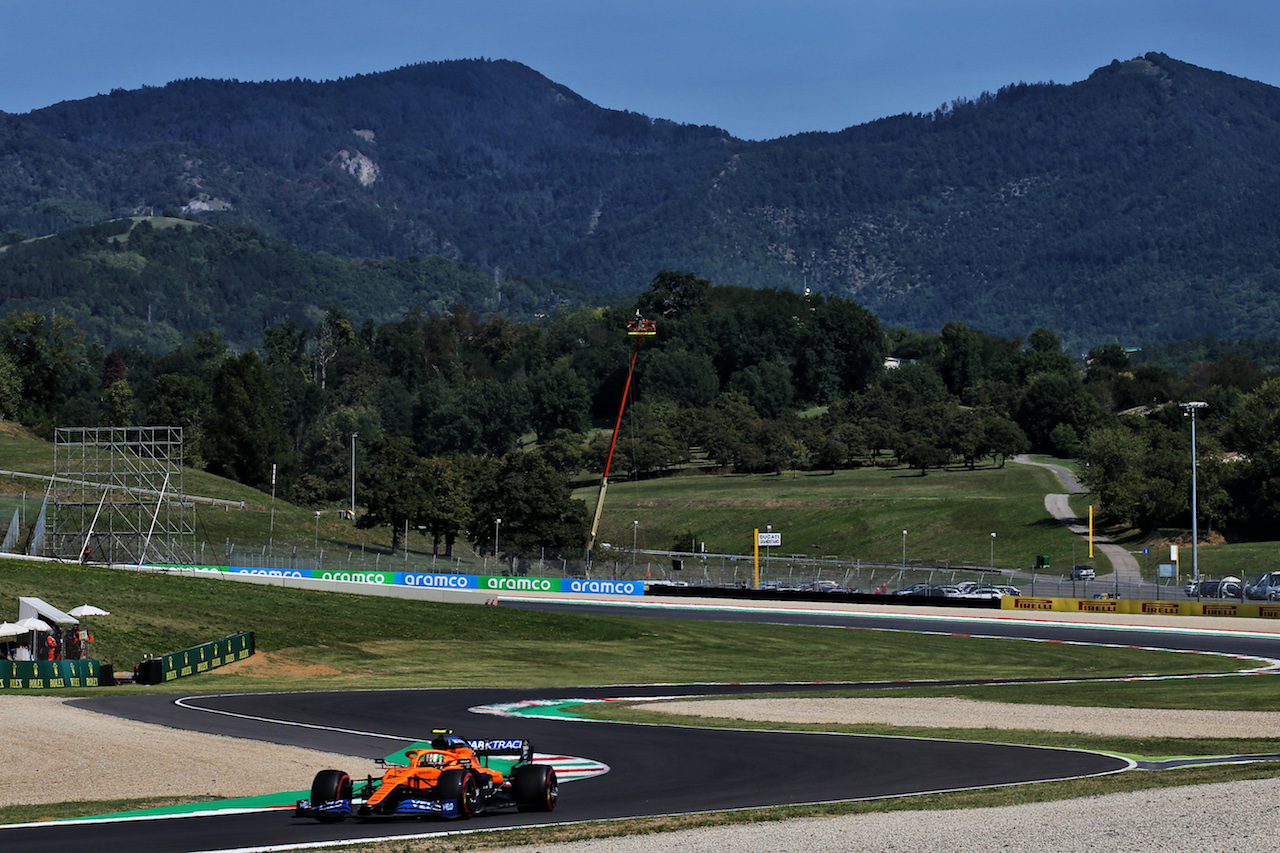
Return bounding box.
[4,270,1280,553]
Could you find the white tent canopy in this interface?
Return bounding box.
[17,597,78,626]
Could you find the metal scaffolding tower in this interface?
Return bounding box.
[50,426,194,565]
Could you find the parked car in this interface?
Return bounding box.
[1070,565,1096,580]
[896,584,959,598]
[799,580,844,593]
[960,584,1022,599]
[1184,579,1242,598]
[1245,571,1280,601]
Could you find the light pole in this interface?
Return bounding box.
[269,462,277,559]
[901,530,907,568]
[314,510,320,569]
[1181,401,1208,583]
[632,520,639,573]
[494,518,502,559]
[989,532,996,572]
[350,432,358,518]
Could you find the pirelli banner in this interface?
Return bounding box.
[134,631,255,685]
[1,659,101,690]
[159,565,646,597]
[1001,596,1280,620]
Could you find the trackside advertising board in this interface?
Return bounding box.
[1,659,100,689]
[134,631,255,684]
[156,566,645,596]
[1001,596,1280,619]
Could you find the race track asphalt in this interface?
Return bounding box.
[4,600,1275,853]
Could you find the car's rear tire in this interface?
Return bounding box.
[436,768,479,818]
[310,769,352,823]
[512,764,558,812]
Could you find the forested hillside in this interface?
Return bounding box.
[0,59,735,279]
[0,217,585,350]
[4,53,1280,347]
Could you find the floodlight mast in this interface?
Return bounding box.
[587,314,657,556]
[1181,400,1208,583]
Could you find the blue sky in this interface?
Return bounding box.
[5,1,1279,140]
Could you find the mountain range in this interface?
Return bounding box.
[3,51,1280,349]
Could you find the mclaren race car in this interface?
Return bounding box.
[295,730,558,821]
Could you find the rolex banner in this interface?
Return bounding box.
[1,659,101,689]
[134,632,255,685]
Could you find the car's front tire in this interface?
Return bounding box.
[310,769,352,823]
[436,768,479,818]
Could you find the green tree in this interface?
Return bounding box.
[0,349,22,419]
[1015,372,1103,451]
[641,348,719,409]
[636,269,710,319]
[944,406,985,468]
[981,413,1030,467]
[528,363,590,439]
[419,456,471,557]
[728,361,793,419]
[935,322,986,397]
[204,351,287,491]
[0,310,85,423]
[796,296,886,403]
[898,433,951,475]
[102,379,136,427]
[537,429,586,476]
[471,452,588,558]
[357,436,428,554]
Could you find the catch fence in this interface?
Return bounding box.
[182,538,1195,602]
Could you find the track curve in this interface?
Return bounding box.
[5,601,1276,853]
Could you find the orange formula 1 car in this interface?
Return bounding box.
[295,730,558,821]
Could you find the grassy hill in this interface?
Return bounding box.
[583,463,1077,571]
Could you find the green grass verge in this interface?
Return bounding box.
[0,559,1244,684]
[0,796,223,827]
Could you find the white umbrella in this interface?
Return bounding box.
[11,617,51,660]
[0,622,23,638]
[68,604,110,617]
